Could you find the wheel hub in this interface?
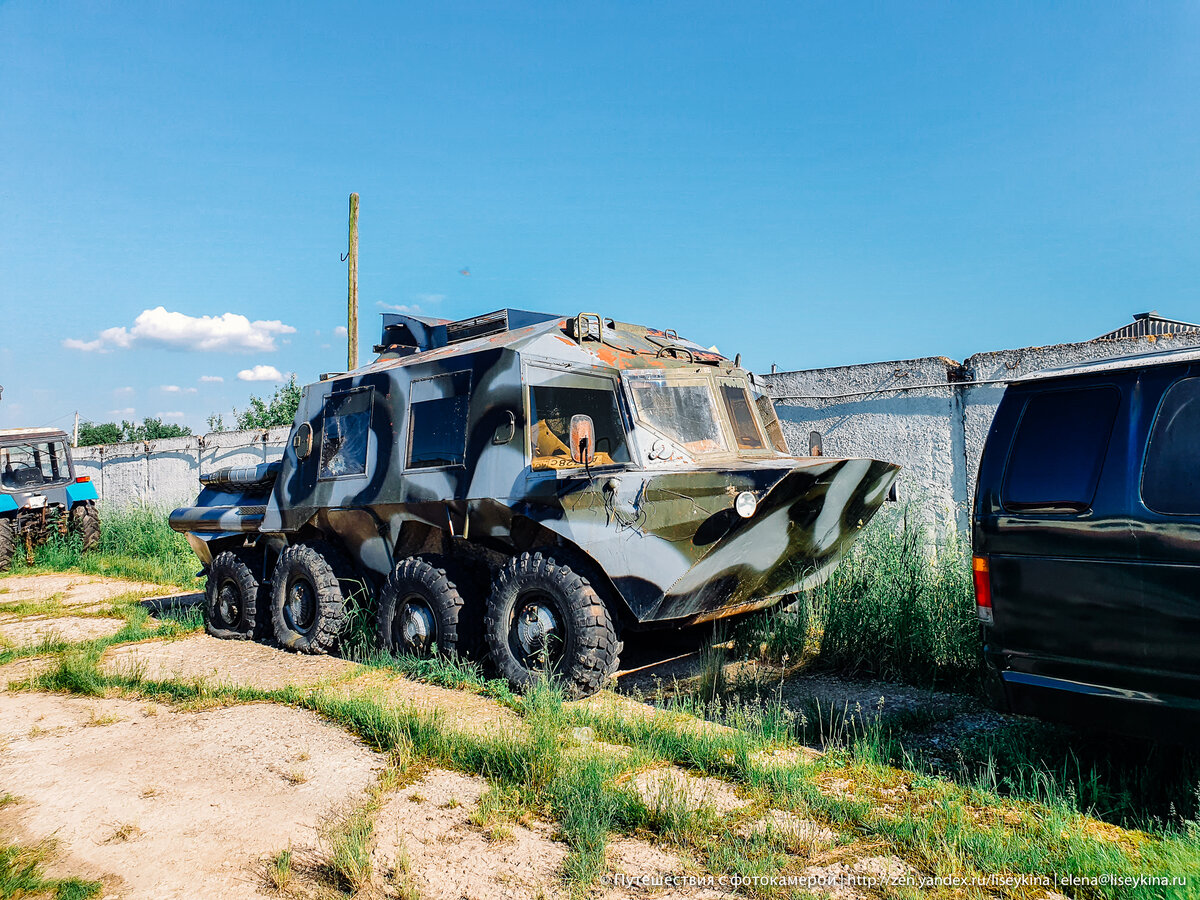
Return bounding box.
[286,579,316,633]
[396,598,436,655]
[216,582,240,627]
[514,598,562,666]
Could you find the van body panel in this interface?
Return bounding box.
[974,356,1200,735]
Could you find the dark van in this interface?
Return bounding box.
[974,347,1200,736]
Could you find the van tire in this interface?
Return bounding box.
[0,518,14,573]
[204,551,260,640]
[70,502,101,553]
[270,543,347,654]
[484,551,621,698]
[377,557,466,658]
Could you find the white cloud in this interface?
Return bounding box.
[114,386,134,395]
[237,364,287,382]
[156,411,185,419]
[160,385,197,394]
[333,325,348,337]
[64,307,296,353]
[109,408,135,417]
[376,302,421,314]
[199,375,224,383]
[416,293,445,305]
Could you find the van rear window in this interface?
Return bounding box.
[1142,377,1200,515]
[1002,386,1119,511]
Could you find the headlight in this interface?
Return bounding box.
[734,491,757,519]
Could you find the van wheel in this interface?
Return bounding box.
[0,518,14,573]
[484,551,620,698]
[70,502,101,553]
[204,551,260,640]
[377,557,466,658]
[270,543,347,654]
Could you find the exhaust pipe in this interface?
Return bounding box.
[169,506,264,534]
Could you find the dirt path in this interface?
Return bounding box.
[0,692,384,899]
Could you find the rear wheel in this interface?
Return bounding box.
[270,543,347,654]
[70,502,101,553]
[484,551,621,697]
[0,518,14,573]
[377,557,467,658]
[204,551,260,640]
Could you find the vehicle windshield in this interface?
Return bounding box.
[626,375,728,456]
[1,441,70,490]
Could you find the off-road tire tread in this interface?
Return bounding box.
[70,502,101,553]
[417,553,488,657]
[484,550,621,698]
[0,518,14,573]
[204,550,259,641]
[270,543,347,654]
[377,557,466,658]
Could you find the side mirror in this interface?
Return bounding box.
[808,430,823,457]
[570,415,596,464]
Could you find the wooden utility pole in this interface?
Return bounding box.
[73,411,80,448]
[347,192,359,371]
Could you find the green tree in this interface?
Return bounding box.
[233,376,301,430]
[76,418,192,446]
[77,421,124,447]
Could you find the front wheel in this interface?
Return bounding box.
[70,502,101,553]
[269,543,348,654]
[204,550,261,640]
[483,551,621,698]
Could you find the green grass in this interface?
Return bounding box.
[0,840,102,899]
[3,504,202,588]
[734,507,979,690]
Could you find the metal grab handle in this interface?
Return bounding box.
[655,346,694,363]
[573,312,604,344]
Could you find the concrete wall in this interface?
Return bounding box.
[759,332,1200,533]
[73,426,291,508]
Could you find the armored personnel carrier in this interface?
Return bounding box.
[171,310,899,696]
[0,427,100,571]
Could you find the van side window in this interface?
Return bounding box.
[407,371,471,469]
[1001,387,1119,511]
[1142,378,1200,515]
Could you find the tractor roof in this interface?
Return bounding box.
[0,427,71,444]
[367,308,735,375]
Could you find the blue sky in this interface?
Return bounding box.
[1,1,1198,432]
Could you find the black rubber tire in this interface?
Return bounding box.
[377,557,467,658]
[418,553,488,658]
[204,551,260,640]
[270,543,348,654]
[70,502,101,553]
[0,518,14,573]
[484,551,621,698]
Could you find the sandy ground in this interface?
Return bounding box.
[0,613,126,648]
[102,632,357,690]
[0,692,384,899]
[0,574,922,899]
[0,573,188,609]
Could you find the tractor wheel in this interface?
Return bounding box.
[70,502,101,553]
[377,557,467,658]
[270,543,348,654]
[484,551,621,698]
[0,518,14,573]
[204,551,261,640]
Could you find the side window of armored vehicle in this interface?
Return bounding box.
[1,441,67,489]
[407,371,471,469]
[754,393,790,454]
[1142,377,1200,515]
[719,384,767,451]
[530,376,629,471]
[626,375,727,456]
[320,389,372,479]
[1001,386,1119,512]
